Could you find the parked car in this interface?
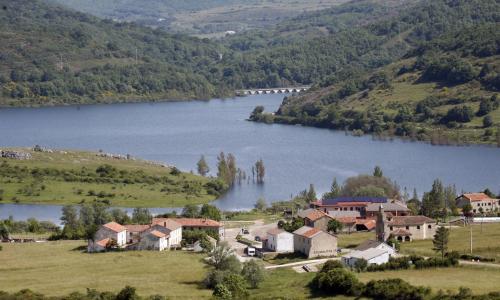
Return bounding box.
[254,236,261,242]
[246,247,256,257]
[241,228,249,234]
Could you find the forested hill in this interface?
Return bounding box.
[250,1,500,145]
[0,0,234,106]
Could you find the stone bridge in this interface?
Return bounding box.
[236,86,310,96]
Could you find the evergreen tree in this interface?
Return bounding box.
[422,179,444,218]
[197,155,210,177]
[306,184,317,202]
[433,226,450,259]
[323,177,341,199]
[373,166,383,178]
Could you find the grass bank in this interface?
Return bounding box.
[0,148,224,207]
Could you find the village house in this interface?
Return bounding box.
[138,229,169,251]
[311,197,388,214]
[153,217,224,239]
[456,193,500,214]
[297,208,333,232]
[265,228,294,252]
[375,205,436,242]
[365,202,410,217]
[88,221,127,252]
[343,239,396,268]
[124,224,150,244]
[293,226,337,258]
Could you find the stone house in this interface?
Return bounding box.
[265,228,294,252]
[293,226,337,258]
[376,205,436,242]
[456,193,500,214]
[297,209,333,232]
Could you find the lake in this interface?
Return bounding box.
[0,94,499,223]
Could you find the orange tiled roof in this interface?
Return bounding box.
[153,218,222,227]
[336,217,357,224]
[103,221,126,233]
[267,228,286,235]
[305,209,331,221]
[151,219,182,231]
[124,224,150,233]
[96,238,110,247]
[356,219,376,230]
[303,227,321,238]
[149,230,167,238]
[462,193,495,202]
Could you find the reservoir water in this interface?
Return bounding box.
[0,94,499,223]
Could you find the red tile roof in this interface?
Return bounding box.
[96,238,110,247]
[389,216,435,226]
[303,227,322,238]
[462,193,495,202]
[153,218,222,228]
[267,228,287,235]
[336,217,357,224]
[103,222,126,233]
[149,230,167,238]
[124,225,150,233]
[305,209,331,221]
[356,219,376,230]
[151,219,182,231]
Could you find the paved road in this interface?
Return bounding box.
[265,257,340,270]
[459,260,500,268]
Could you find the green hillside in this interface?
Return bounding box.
[0,0,234,107]
[249,0,500,145]
[46,0,348,36]
[0,148,227,207]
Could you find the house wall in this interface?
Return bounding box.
[456,197,500,214]
[310,217,330,232]
[275,232,294,252]
[94,227,127,246]
[308,232,337,258]
[342,252,390,267]
[169,227,182,246]
[389,222,437,240]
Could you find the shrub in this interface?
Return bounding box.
[483,116,493,128]
[213,284,232,300]
[364,278,430,300]
[310,267,363,296]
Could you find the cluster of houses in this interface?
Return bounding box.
[456,192,500,214]
[88,217,224,252]
[261,196,439,263]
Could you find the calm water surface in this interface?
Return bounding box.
[0,94,499,223]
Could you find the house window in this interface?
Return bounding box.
[416,226,420,230]
[405,226,409,230]
[428,225,432,229]
[390,226,393,230]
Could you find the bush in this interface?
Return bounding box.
[310,267,363,296]
[483,116,493,128]
[213,283,232,300]
[364,278,430,300]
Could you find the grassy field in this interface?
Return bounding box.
[0,241,212,298]
[337,231,373,248]
[401,223,500,261]
[0,148,220,207]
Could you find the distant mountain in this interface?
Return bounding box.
[249,0,500,145]
[45,0,349,36]
[0,0,234,106]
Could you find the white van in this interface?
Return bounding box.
[247,246,256,257]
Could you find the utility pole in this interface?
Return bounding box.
[135,47,138,64]
[470,222,473,254]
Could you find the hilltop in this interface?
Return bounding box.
[249,0,500,145]
[0,148,227,207]
[0,0,233,107]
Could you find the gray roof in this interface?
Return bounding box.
[355,240,393,251]
[365,202,410,212]
[347,248,388,260]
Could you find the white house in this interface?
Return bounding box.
[88,221,127,252]
[156,219,182,247]
[342,248,391,268]
[354,240,396,256]
[266,228,294,252]
[138,230,169,251]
